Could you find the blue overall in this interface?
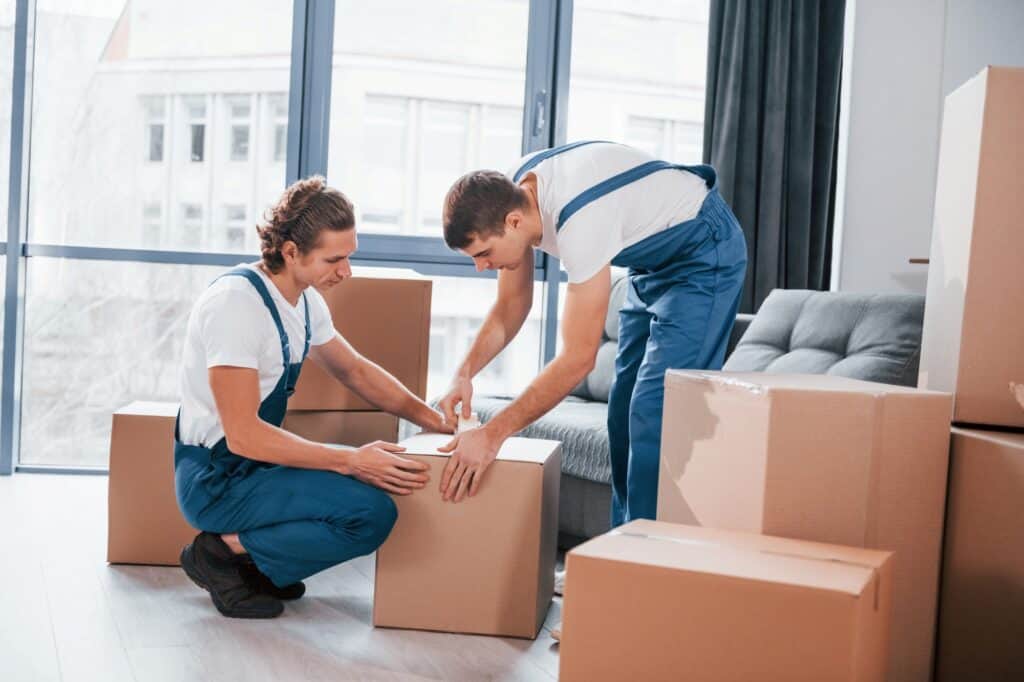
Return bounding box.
[174,267,397,587]
[516,142,747,526]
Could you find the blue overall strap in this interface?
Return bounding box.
[218,267,291,368]
[512,140,614,182]
[556,161,717,231]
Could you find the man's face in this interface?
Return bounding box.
[459,227,528,272]
[294,228,357,290]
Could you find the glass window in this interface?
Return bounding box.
[223,204,247,251]
[425,276,543,399]
[142,95,166,162]
[360,96,409,230]
[27,2,293,251]
[626,115,703,163]
[269,93,288,163]
[1,0,16,230]
[20,259,224,467]
[141,201,162,247]
[567,2,710,149]
[329,1,528,237]
[230,125,249,162]
[226,94,251,162]
[180,203,203,247]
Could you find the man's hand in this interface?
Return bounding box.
[438,375,474,429]
[339,441,430,495]
[437,425,503,502]
[422,408,456,435]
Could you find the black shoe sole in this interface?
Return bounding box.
[180,544,283,619]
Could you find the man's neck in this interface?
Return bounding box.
[519,174,545,247]
[258,263,302,306]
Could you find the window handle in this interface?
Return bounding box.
[533,91,547,136]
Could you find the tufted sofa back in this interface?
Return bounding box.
[572,281,926,401]
[723,289,925,386]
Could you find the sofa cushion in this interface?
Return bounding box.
[723,289,925,386]
[473,395,611,484]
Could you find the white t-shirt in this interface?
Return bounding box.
[178,262,337,447]
[507,142,710,284]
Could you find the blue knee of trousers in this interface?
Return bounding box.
[345,490,398,552]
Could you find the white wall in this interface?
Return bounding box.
[834,0,1024,295]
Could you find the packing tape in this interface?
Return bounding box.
[1011,382,1024,412]
[610,529,883,610]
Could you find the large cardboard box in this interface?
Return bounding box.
[107,401,197,565]
[281,410,399,446]
[936,427,1024,681]
[373,433,560,639]
[657,371,952,682]
[559,520,894,682]
[289,268,432,411]
[918,66,1024,428]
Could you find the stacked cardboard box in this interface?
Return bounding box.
[107,401,196,565]
[107,269,432,565]
[917,66,1024,682]
[374,433,561,639]
[284,267,431,445]
[559,520,894,682]
[657,371,952,682]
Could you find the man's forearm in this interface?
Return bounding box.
[456,301,526,379]
[346,360,444,431]
[229,420,350,472]
[486,352,594,440]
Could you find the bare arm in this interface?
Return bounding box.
[210,366,430,494]
[456,248,536,378]
[438,266,611,501]
[487,265,610,439]
[307,334,451,434]
[439,248,535,421]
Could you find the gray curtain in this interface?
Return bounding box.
[703,0,846,313]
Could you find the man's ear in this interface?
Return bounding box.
[505,210,521,231]
[280,240,299,262]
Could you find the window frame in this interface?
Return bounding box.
[1,0,575,474]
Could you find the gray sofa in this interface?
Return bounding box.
[473,268,927,546]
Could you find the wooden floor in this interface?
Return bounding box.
[0,474,562,681]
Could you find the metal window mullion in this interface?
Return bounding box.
[1,0,36,475]
[524,0,572,366]
[288,0,334,182]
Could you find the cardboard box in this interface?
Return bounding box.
[107,401,197,565]
[918,66,1024,428]
[657,371,952,682]
[289,268,432,411]
[281,410,399,446]
[559,520,893,682]
[935,427,1024,681]
[373,433,560,639]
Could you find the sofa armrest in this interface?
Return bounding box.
[726,313,755,359]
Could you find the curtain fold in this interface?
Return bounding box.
[703,0,846,313]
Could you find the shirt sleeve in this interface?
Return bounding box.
[305,287,338,347]
[197,288,269,369]
[557,215,621,284]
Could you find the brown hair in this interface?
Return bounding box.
[257,175,355,273]
[442,170,528,250]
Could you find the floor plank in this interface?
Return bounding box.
[0,474,561,681]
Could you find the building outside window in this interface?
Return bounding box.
[183,95,207,162]
[181,203,203,245]
[269,93,288,163]
[141,201,162,247]
[626,115,704,163]
[223,204,247,251]
[227,94,251,162]
[142,95,166,163]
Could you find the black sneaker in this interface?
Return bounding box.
[180,532,283,619]
[238,556,306,601]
